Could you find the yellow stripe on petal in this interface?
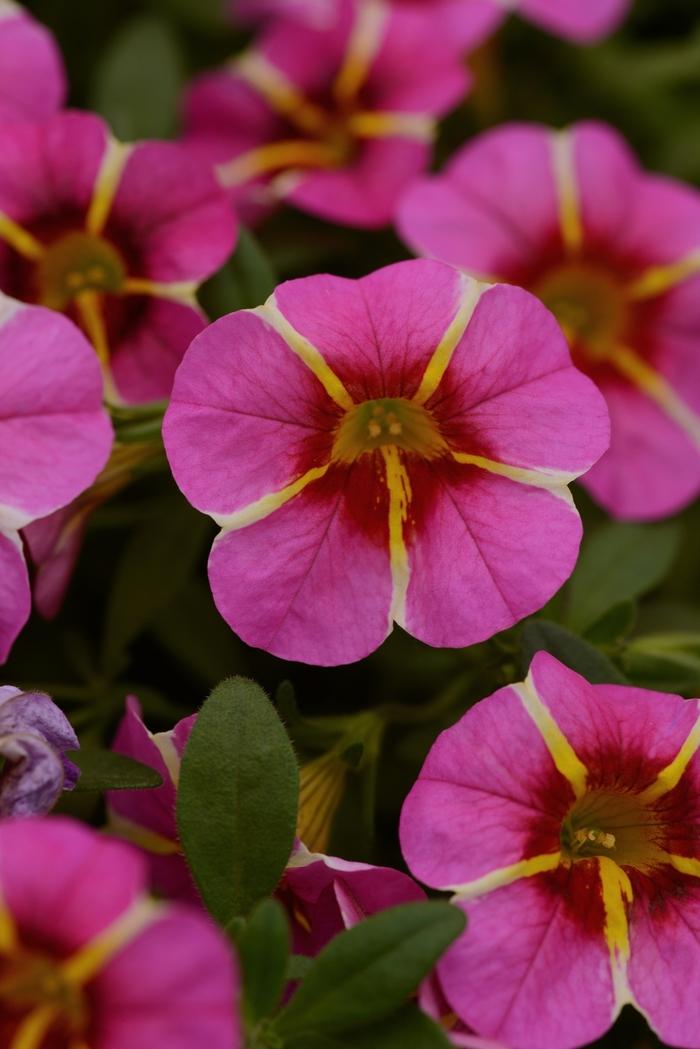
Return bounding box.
[333,0,387,104]
[448,851,561,900]
[347,111,435,141]
[413,276,486,406]
[627,249,700,300]
[85,138,132,237]
[598,856,633,1007]
[668,854,700,878]
[61,898,160,986]
[551,129,583,255]
[514,675,588,799]
[0,902,17,952]
[297,751,348,854]
[122,277,200,308]
[609,344,700,451]
[259,298,354,410]
[382,445,411,626]
[451,451,578,501]
[213,463,331,532]
[10,1005,56,1049]
[234,52,329,137]
[639,703,700,802]
[106,811,181,856]
[217,140,341,188]
[0,212,45,260]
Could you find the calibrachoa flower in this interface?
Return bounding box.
[398,121,700,520]
[0,686,78,816]
[280,842,425,955]
[230,0,631,47]
[185,0,470,228]
[0,817,241,1047]
[401,652,700,1049]
[0,293,112,662]
[0,109,236,404]
[419,975,509,1048]
[163,258,609,666]
[0,1,66,122]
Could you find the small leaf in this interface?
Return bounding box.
[520,621,626,684]
[69,749,163,792]
[239,899,290,1023]
[566,521,681,634]
[584,600,637,645]
[92,15,184,140]
[200,227,277,319]
[284,1007,452,1048]
[176,678,299,924]
[287,954,314,982]
[622,632,700,693]
[275,901,465,1039]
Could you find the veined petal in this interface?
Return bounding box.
[0,529,30,664]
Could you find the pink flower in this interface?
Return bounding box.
[398,121,700,521]
[0,817,241,1047]
[0,109,236,405]
[0,294,112,662]
[185,0,470,228]
[0,686,79,816]
[0,2,66,122]
[419,975,509,1048]
[401,652,700,1049]
[280,842,425,955]
[163,258,609,666]
[229,0,630,47]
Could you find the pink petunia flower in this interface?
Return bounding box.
[401,652,700,1049]
[0,817,241,1047]
[0,685,79,816]
[0,109,236,404]
[163,258,609,666]
[398,121,700,521]
[419,974,510,1048]
[0,1,66,122]
[0,293,112,662]
[185,0,470,228]
[229,0,631,47]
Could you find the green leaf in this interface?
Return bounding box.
[275,901,465,1039]
[287,954,314,982]
[176,678,299,924]
[520,620,626,684]
[101,499,211,677]
[92,15,184,140]
[622,632,700,693]
[69,749,163,792]
[284,1007,452,1049]
[565,521,681,634]
[200,227,278,319]
[239,899,290,1023]
[584,600,637,645]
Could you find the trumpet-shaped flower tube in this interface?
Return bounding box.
[0,817,241,1048]
[164,258,609,666]
[185,0,470,227]
[401,652,700,1049]
[0,293,112,661]
[398,121,700,519]
[0,110,236,404]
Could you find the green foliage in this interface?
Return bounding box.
[520,620,627,684]
[177,678,299,924]
[69,748,163,791]
[239,900,291,1024]
[201,227,279,318]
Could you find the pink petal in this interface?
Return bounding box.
[619,172,700,267]
[520,0,631,42]
[402,462,583,649]
[110,298,207,405]
[93,905,242,1049]
[163,309,338,519]
[0,7,66,122]
[272,260,471,401]
[22,503,87,619]
[572,121,640,249]
[0,303,112,525]
[439,878,614,1048]
[429,283,610,473]
[207,462,393,665]
[107,142,237,283]
[0,529,30,663]
[0,817,146,953]
[400,680,571,890]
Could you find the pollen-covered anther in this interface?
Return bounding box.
[573,827,616,852]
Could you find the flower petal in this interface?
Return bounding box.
[0,7,66,122]
[520,0,631,42]
[0,731,65,816]
[0,529,29,663]
[438,875,615,1049]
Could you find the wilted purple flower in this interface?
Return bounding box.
[0,686,79,816]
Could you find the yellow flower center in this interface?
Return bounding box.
[561,789,666,869]
[534,264,629,359]
[332,397,446,463]
[36,230,126,310]
[0,949,87,1042]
